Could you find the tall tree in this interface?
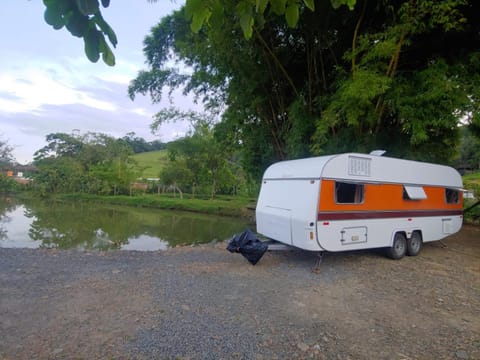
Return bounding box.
[0,137,14,164]
[130,0,480,180]
[155,110,240,198]
[0,138,18,193]
[312,0,479,161]
[33,132,138,195]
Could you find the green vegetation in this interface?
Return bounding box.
[121,132,166,153]
[0,138,17,193]
[58,193,256,218]
[30,128,254,200]
[31,1,480,221]
[463,172,480,184]
[0,175,18,193]
[129,0,480,180]
[453,126,480,171]
[41,0,355,65]
[32,132,139,196]
[463,171,480,198]
[463,172,480,224]
[131,150,168,179]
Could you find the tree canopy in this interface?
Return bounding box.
[40,0,480,181]
[33,132,138,195]
[0,137,14,165]
[41,0,356,65]
[0,137,16,192]
[128,0,480,178]
[154,109,245,198]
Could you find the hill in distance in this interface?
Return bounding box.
[131,150,168,179]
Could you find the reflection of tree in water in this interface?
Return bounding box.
[25,201,136,250]
[0,197,18,241]
[20,198,249,250]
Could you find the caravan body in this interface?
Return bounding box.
[255,153,463,255]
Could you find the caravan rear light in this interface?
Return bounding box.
[323,221,329,226]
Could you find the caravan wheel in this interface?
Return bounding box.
[407,231,422,256]
[386,233,407,260]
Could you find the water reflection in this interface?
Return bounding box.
[0,197,250,251]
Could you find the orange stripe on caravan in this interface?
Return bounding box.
[318,179,463,213]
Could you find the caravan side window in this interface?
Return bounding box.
[335,182,364,204]
[445,188,460,204]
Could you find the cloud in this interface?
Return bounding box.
[0,59,194,163]
[0,64,117,114]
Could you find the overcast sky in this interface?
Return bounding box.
[1,0,196,164]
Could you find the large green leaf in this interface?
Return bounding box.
[84,28,101,63]
[270,0,287,15]
[76,0,100,15]
[285,3,299,27]
[239,13,254,39]
[191,8,211,33]
[303,0,315,11]
[44,6,64,30]
[65,12,89,37]
[237,1,254,38]
[186,0,212,33]
[98,36,115,66]
[345,0,356,10]
[209,1,225,29]
[256,0,269,13]
[94,12,118,47]
[330,0,357,10]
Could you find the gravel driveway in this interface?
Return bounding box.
[1,225,479,360]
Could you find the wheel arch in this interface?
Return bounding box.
[390,230,407,246]
[410,229,423,240]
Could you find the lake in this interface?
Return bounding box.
[0,196,252,251]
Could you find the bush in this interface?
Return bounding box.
[464,198,480,224]
[0,175,17,193]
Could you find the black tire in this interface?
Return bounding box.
[386,233,407,260]
[407,231,422,256]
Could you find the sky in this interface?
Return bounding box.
[0,0,196,164]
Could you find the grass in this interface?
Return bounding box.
[463,171,480,198]
[463,171,480,185]
[462,171,480,224]
[58,193,257,219]
[131,150,169,179]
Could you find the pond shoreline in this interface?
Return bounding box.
[51,193,257,220]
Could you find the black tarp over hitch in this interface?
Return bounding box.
[227,229,268,265]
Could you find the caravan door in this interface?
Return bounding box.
[256,178,321,250]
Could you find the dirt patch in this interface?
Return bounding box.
[0,225,479,359]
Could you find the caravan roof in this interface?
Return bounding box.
[262,153,462,188]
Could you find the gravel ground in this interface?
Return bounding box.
[0,225,479,360]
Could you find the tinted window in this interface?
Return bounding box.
[445,188,460,204]
[335,182,364,204]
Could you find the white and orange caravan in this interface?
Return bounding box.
[255,152,463,259]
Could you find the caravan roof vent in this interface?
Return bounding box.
[369,150,386,156]
[348,156,371,177]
